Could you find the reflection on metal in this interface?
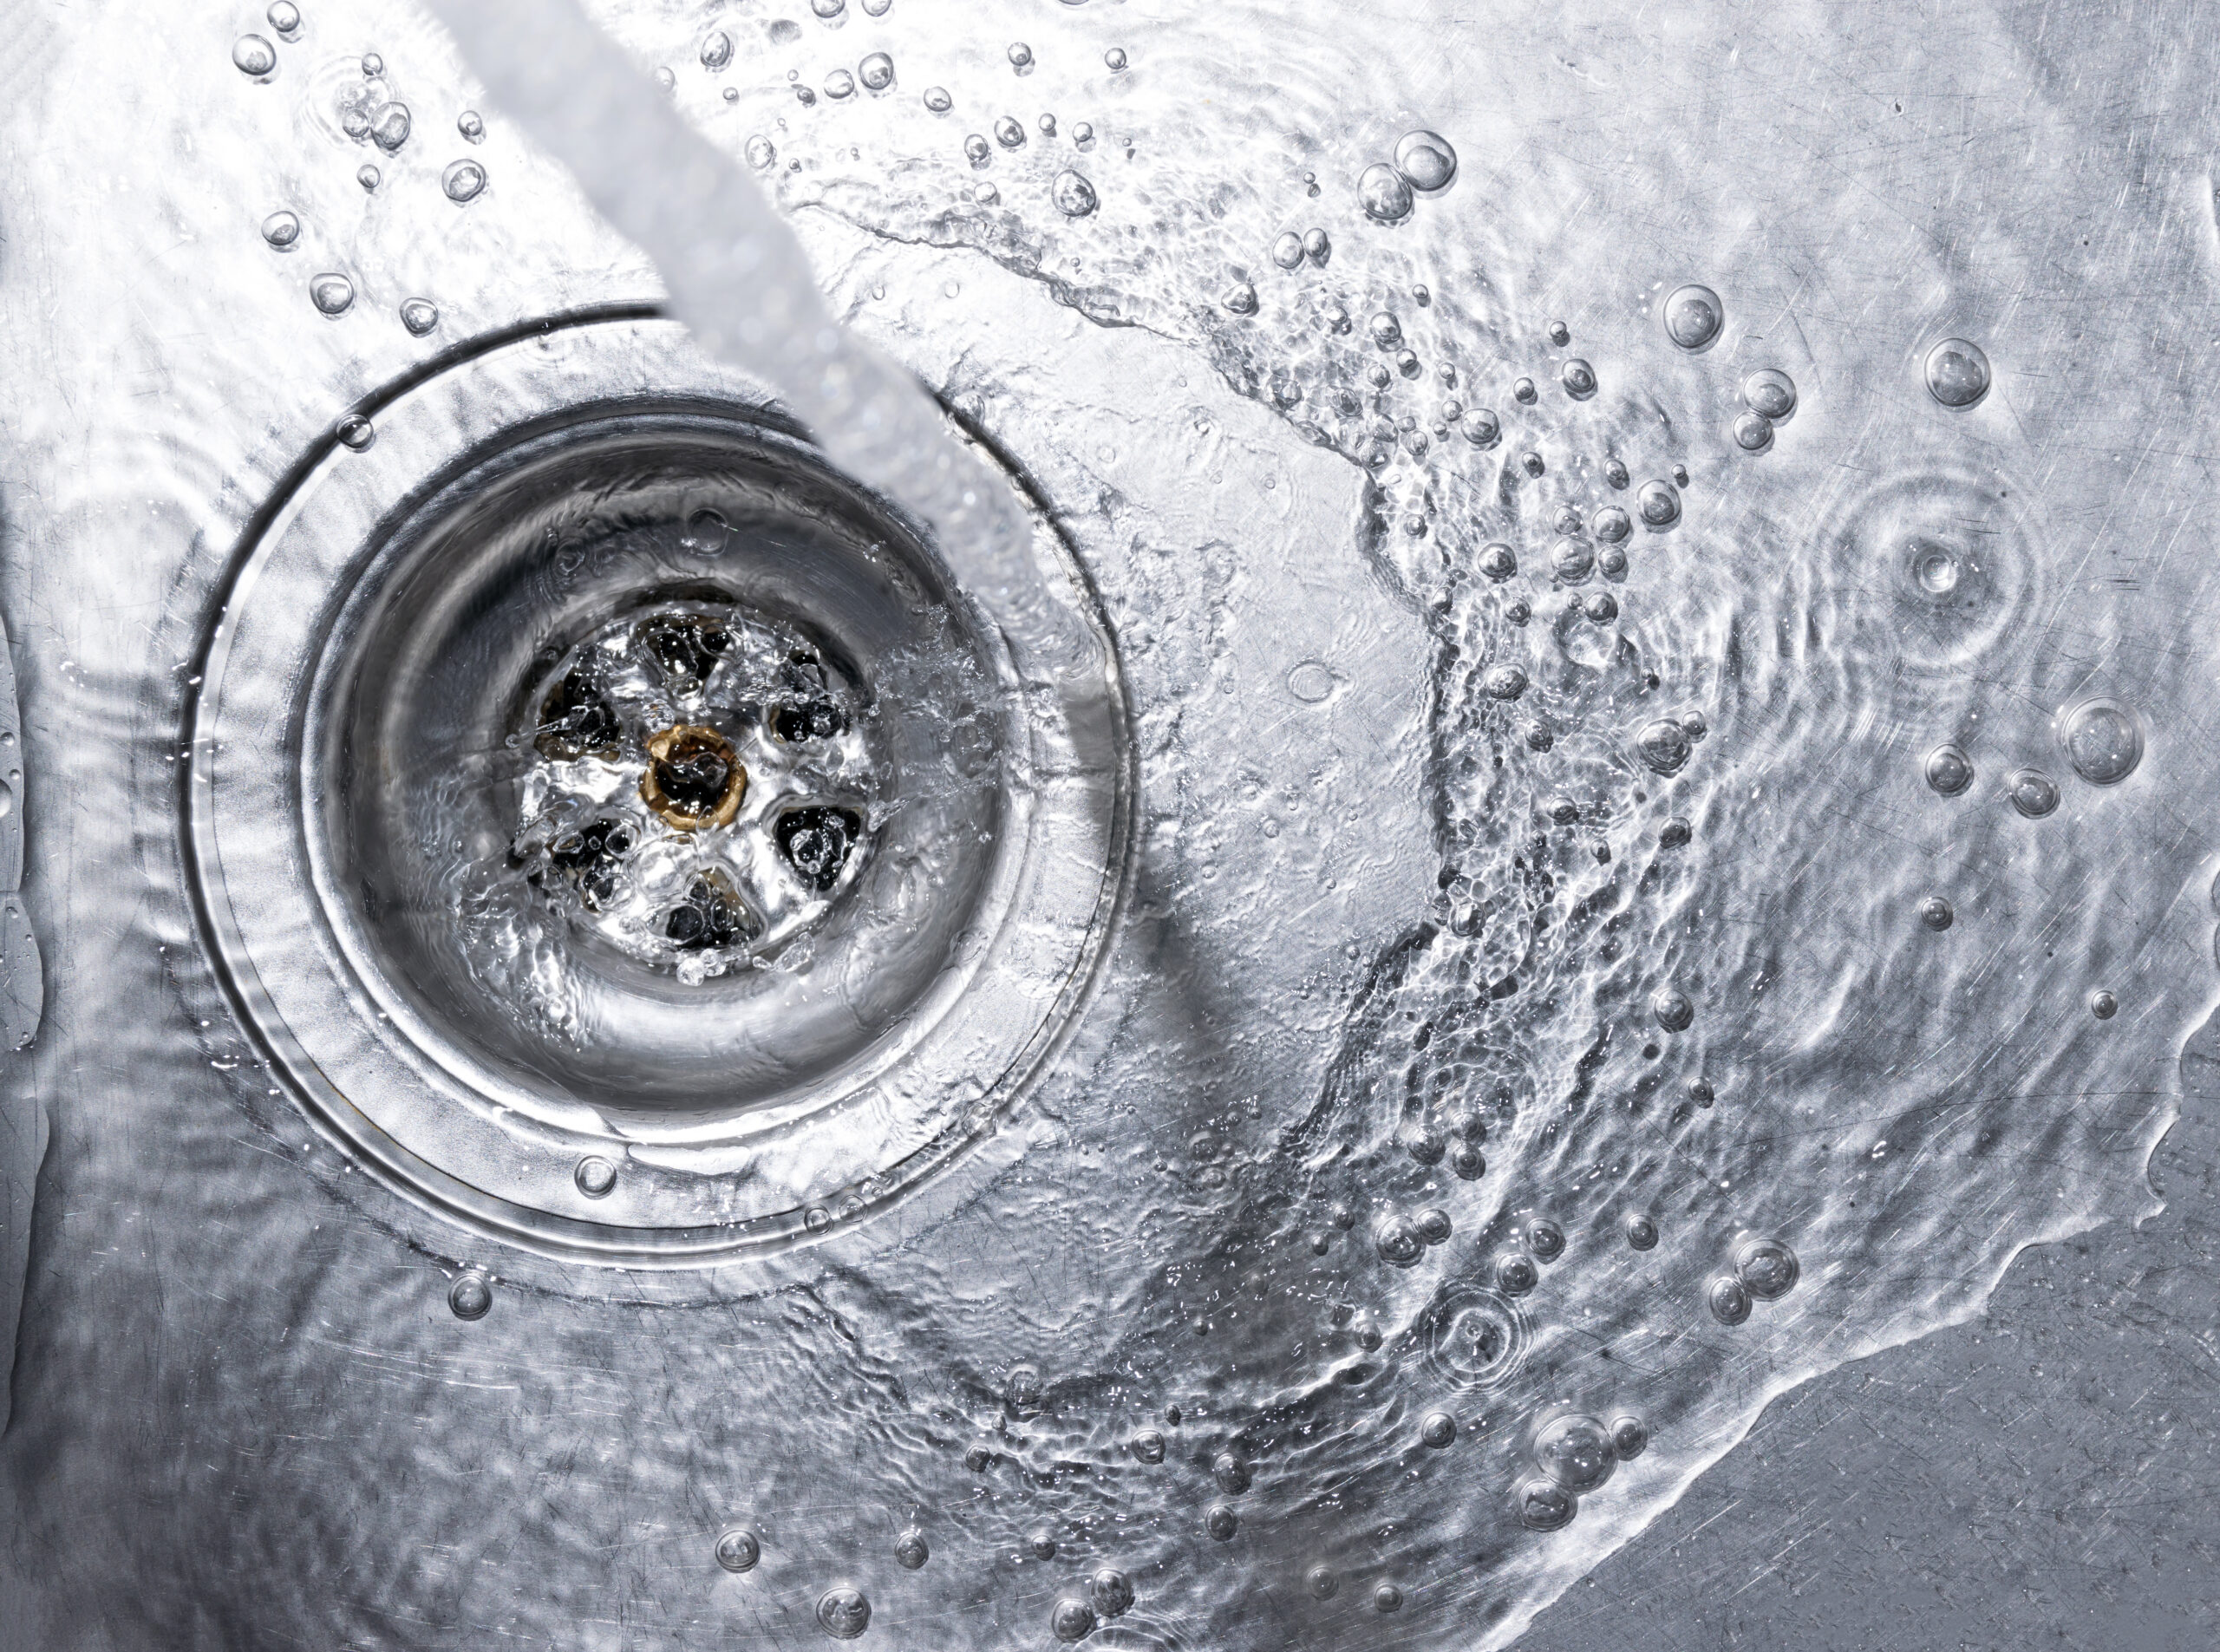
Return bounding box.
[0,605,39,1435]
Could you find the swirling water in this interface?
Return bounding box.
[0,1,2213,1649]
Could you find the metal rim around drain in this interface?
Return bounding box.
[183,317,1133,1267]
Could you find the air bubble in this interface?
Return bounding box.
[1559,358,1596,400]
[310,273,355,317]
[812,0,846,16]
[1623,1211,1658,1250]
[1636,719,1692,776]
[1662,284,1723,350]
[370,101,411,152]
[1734,411,1774,452]
[1089,1569,1133,1617]
[1374,1210,1426,1267]
[1132,1429,1165,1463]
[924,86,951,113]
[357,164,381,191]
[1593,506,1631,542]
[1271,232,1303,270]
[1924,337,1991,408]
[1358,163,1414,224]
[1526,1218,1565,1263]
[260,210,300,249]
[1512,376,1537,404]
[1534,1414,1615,1491]
[1008,41,1034,69]
[1222,282,1258,316]
[1052,170,1099,217]
[1924,743,1974,796]
[1392,128,1458,193]
[266,2,300,38]
[1551,539,1596,585]
[1707,1276,1752,1324]
[1479,543,1517,581]
[2058,697,2143,786]
[1610,1415,1649,1459]
[1735,1237,1799,1299]
[1496,1252,1538,1295]
[1205,1505,1237,1540]
[2007,767,2060,819]
[859,51,894,91]
[1483,664,1527,701]
[1105,46,1127,70]
[1917,894,1954,930]
[1637,479,1681,528]
[1518,1479,1577,1531]
[458,109,485,142]
[747,135,777,169]
[995,114,1026,147]
[895,1527,930,1569]
[1652,986,1694,1032]
[1374,1583,1404,1612]
[963,134,989,167]
[817,1588,870,1640]
[715,1527,760,1571]
[825,69,855,98]
[447,1270,493,1320]
[1743,367,1797,420]
[441,160,487,202]
[1420,1412,1457,1448]
[1303,227,1331,264]
[2090,989,2119,1020]
[232,35,278,77]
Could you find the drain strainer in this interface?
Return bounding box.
[186,317,1131,1264]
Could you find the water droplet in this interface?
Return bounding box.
[894,1526,929,1569]
[357,163,382,191]
[1924,743,1974,796]
[1526,1218,1565,1263]
[817,1588,870,1639]
[266,2,300,38]
[1090,1569,1133,1617]
[1205,1505,1237,1539]
[1744,367,1797,421]
[1623,1211,1659,1250]
[715,1527,760,1571]
[1637,479,1681,528]
[447,1269,493,1320]
[361,53,383,77]
[1420,1411,1457,1448]
[824,69,855,98]
[701,29,734,70]
[793,84,817,105]
[2090,989,2119,1020]
[963,134,991,167]
[1534,1414,1615,1491]
[1418,1207,1453,1244]
[1652,986,1694,1031]
[748,135,778,169]
[1496,1252,1538,1295]
[1637,719,1692,776]
[370,101,411,152]
[855,51,894,92]
[335,415,375,452]
[1512,375,1538,405]
[1007,41,1034,69]
[1287,661,1335,702]
[2007,767,2060,819]
[1659,817,1692,847]
[1559,358,1596,399]
[1918,894,1954,930]
[1464,408,1501,447]
[2058,697,2143,786]
[995,114,1026,147]
[1479,543,1517,581]
[1374,1583,1404,1612]
[1302,228,1330,265]
[1270,231,1304,269]
[232,34,278,77]
[442,160,487,202]
[1393,128,1457,193]
[1222,281,1258,316]
[861,0,891,14]
[1518,1478,1577,1531]
[1925,337,1990,408]
[923,86,952,113]
[1483,664,1527,701]
[574,1153,617,1197]
[1358,162,1414,224]
[1736,1237,1799,1300]
[656,65,678,93]
[811,0,846,16]
[1734,411,1774,452]
[1610,1415,1649,1459]
[1105,46,1127,71]
[310,272,356,317]
[1132,1429,1165,1463]
[458,109,485,142]
[1521,450,1546,478]
[1707,1276,1752,1324]
[1052,169,1099,217]
[261,210,300,249]
[1662,283,1723,350]
[1051,1598,1096,1642]
[1028,1530,1058,1560]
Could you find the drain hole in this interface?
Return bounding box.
[643,724,746,830]
[636,612,733,692]
[778,806,865,892]
[534,661,623,761]
[543,819,634,911]
[665,869,761,950]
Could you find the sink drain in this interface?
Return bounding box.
[185,317,1131,1265]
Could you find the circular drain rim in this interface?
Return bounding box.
[183,317,1133,1267]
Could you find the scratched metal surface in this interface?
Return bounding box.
[3,0,2220,1649]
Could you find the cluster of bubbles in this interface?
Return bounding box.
[234,41,482,333]
[1357,129,1459,224]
